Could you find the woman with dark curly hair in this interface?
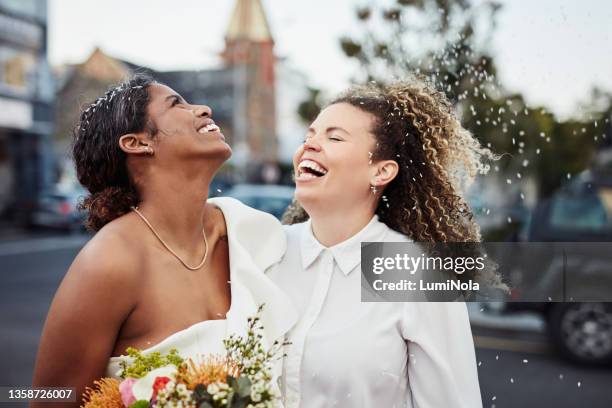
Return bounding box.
[268,78,496,407]
[31,75,296,404]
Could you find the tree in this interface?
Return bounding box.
[337,0,610,198]
[297,87,323,125]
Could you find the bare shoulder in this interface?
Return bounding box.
[32,215,146,392]
[204,202,227,239]
[67,214,145,292]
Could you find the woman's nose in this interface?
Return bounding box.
[303,137,321,152]
[193,105,212,118]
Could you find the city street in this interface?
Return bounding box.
[473,327,612,407]
[0,233,611,407]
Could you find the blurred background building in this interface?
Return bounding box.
[0,0,310,229]
[54,0,304,190]
[0,0,54,225]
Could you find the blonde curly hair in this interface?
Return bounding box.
[283,77,505,288]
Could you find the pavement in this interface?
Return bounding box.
[0,232,611,407]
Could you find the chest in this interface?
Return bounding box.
[286,265,408,379]
[116,238,231,349]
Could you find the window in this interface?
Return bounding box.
[0,0,46,21]
[0,45,37,96]
[549,185,612,233]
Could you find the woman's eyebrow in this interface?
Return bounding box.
[307,126,350,134]
[164,94,186,104]
[326,126,350,135]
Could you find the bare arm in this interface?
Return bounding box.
[31,235,140,408]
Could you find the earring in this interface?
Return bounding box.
[370,184,378,194]
[145,146,154,156]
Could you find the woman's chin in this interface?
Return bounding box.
[206,143,232,160]
[220,144,232,160]
[295,188,324,211]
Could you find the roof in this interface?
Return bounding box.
[225,0,273,42]
[78,47,130,82]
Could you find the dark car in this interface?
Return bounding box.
[503,171,612,365]
[223,184,295,220]
[30,188,87,232]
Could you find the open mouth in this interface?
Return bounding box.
[197,118,220,134]
[197,123,220,133]
[297,159,328,180]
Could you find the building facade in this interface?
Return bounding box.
[0,0,54,223]
[55,0,286,185]
[222,0,278,181]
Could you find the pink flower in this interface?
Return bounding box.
[119,378,137,407]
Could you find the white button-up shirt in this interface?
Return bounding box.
[267,215,482,408]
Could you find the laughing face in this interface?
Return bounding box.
[145,83,232,164]
[293,102,381,212]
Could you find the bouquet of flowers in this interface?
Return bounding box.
[82,306,287,408]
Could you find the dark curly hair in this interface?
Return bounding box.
[283,78,505,288]
[72,74,158,231]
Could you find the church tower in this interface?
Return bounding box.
[222,0,277,180]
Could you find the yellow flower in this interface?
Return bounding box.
[81,378,122,408]
[177,355,240,390]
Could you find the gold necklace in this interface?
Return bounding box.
[131,206,208,270]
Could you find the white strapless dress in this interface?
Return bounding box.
[106,197,298,379]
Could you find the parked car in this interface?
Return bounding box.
[502,170,612,365]
[223,184,294,220]
[30,187,87,232]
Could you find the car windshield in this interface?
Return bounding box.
[549,185,612,233]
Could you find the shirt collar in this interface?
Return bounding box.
[300,214,388,275]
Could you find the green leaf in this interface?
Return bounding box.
[225,390,235,407]
[230,396,250,408]
[199,402,214,408]
[193,384,211,402]
[128,400,149,408]
[235,376,252,398]
[227,374,238,390]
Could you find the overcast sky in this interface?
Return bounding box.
[48,0,612,119]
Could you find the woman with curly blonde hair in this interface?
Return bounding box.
[268,78,491,407]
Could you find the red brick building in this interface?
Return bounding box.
[55,0,281,183]
[223,0,278,169]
